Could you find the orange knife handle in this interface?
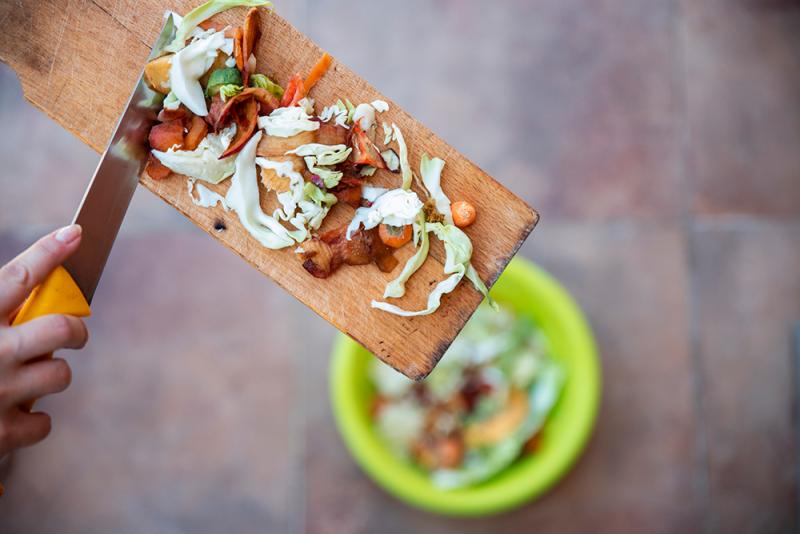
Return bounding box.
[11,265,91,326]
[1,266,90,496]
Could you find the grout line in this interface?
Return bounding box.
[674,0,712,531]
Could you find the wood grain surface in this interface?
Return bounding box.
[0,0,538,379]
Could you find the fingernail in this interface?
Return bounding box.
[55,224,82,244]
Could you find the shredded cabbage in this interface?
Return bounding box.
[303,158,343,188]
[152,125,237,183]
[285,144,352,166]
[391,124,412,190]
[382,215,429,299]
[219,84,244,101]
[371,100,389,113]
[420,154,453,225]
[352,103,376,130]
[188,180,229,209]
[359,166,377,177]
[381,149,400,172]
[250,74,284,99]
[346,189,423,239]
[303,182,337,207]
[320,103,349,128]
[169,30,229,115]
[163,91,181,110]
[362,186,388,203]
[254,156,336,241]
[371,222,472,317]
[258,106,320,137]
[165,0,271,53]
[224,132,296,249]
[382,122,394,145]
[285,143,352,189]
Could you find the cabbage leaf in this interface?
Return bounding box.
[165,0,272,53]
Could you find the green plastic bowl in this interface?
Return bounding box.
[329,257,601,516]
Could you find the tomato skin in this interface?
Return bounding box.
[379,224,412,248]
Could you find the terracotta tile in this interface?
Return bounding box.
[691,220,800,533]
[0,230,300,533]
[683,0,800,216]
[305,0,685,219]
[304,222,701,532]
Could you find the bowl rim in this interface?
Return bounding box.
[328,257,601,516]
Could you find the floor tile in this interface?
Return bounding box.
[691,219,800,533]
[306,0,685,220]
[0,230,299,533]
[682,0,800,216]
[303,222,701,533]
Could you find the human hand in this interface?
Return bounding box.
[0,225,89,456]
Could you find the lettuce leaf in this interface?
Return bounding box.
[165,0,272,53]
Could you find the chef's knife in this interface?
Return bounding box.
[11,16,177,326]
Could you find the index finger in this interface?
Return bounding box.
[0,225,82,320]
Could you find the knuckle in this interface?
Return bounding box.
[0,261,31,290]
[48,314,74,343]
[50,359,72,391]
[0,331,21,362]
[36,414,52,440]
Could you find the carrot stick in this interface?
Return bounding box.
[304,52,333,92]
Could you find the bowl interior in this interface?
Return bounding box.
[329,257,601,516]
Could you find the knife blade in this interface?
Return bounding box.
[66,16,177,302]
[11,15,176,325]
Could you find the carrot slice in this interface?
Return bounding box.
[378,224,412,248]
[280,73,306,108]
[304,52,332,92]
[234,27,244,71]
[183,115,209,151]
[242,8,261,86]
[145,154,171,180]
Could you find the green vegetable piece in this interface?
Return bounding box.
[219,84,244,100]
[205,67,243,96]
[303,182,337,207]
[250,74,285,99]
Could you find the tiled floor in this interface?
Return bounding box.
[1,0,799,532]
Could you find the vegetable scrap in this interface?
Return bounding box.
[370,305,565,489]
[144,0,487,317]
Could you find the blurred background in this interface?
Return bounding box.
[1,0,799,532]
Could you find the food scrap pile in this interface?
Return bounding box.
[144,0,488,316]
[370,305,565,488]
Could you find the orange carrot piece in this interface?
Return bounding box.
[280,73,306,108]
[304,52,333,92]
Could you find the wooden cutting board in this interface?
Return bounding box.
[0,1,538,379]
